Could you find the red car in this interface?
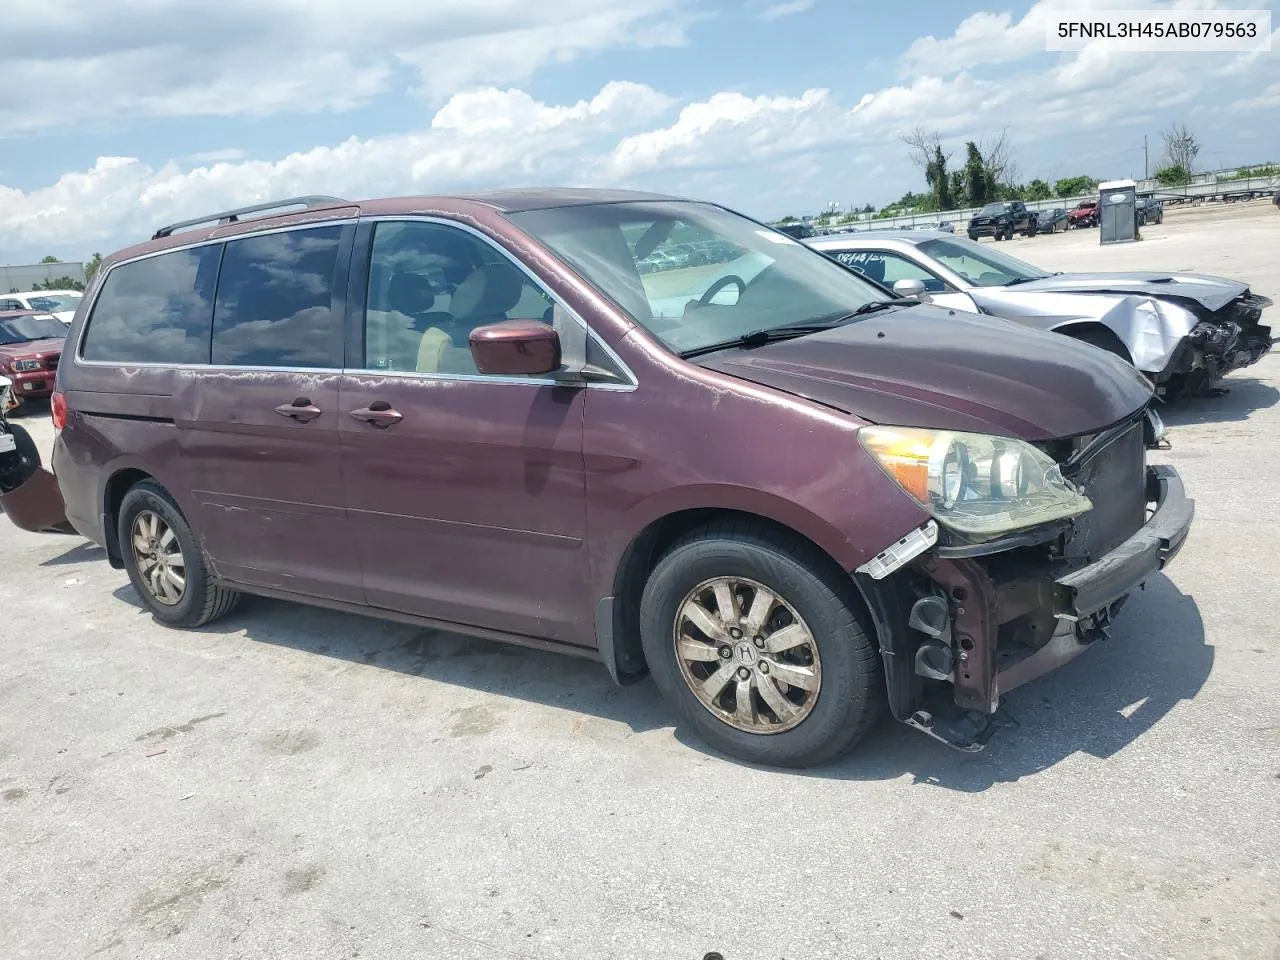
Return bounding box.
[0,310,65,408]
[1068,199,1099,228]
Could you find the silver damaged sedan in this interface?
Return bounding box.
[806,230,1274,398]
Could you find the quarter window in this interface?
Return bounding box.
[360,221,555,375]
[80,245,222,364]
[211,225,344,368]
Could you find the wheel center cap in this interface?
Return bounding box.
[735,641,758,665]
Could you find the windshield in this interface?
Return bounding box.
[917,236,1050,287]
[507,201,887,354]
[26,293,80,312]
[0,315,68,344]
[978,203,1011,215]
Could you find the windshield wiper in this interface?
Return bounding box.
[840,297,917,317]
[677,299,916,359]
[1002,276,1041,286]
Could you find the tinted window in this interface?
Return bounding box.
[211,226,343,368]
[81,245,222,364]
[361,221,554,375]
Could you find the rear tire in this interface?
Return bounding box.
[639,521,883,767]
[118,480,239,628]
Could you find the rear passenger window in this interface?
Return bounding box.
[81,245,222,364]
[211,226,343,368]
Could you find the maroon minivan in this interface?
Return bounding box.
[50,190,1193,766]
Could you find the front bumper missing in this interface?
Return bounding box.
[862,464,1193,752]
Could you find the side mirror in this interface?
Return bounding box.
[469,320,561,376]
[892,278,929,299]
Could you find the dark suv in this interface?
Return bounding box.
[45,190,1193,766]
[967,201,1036,241]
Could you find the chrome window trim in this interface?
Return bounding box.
[73,214,639,393]
[73,218,357,368]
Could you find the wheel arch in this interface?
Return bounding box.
[1050,319,1135,365]
[598,505,873,686]
[101,466,158,568]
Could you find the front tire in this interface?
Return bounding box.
[639,522,883,767]
[118,480,239,628]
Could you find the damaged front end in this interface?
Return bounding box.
[1158,291,1274,399]
[854,408,1193,751]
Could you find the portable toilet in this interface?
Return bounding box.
[1098,178,1138,244]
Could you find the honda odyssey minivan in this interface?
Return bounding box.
[50,190,1193,766]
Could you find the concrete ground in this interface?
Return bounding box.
[3,202,1279,960]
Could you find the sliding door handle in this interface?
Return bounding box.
[348,401,403,428]
[274,398,322,422]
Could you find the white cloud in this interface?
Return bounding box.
[759,0,816,20]
[1231,82,1280,112]
[1,0,686,132]
[3,1,1279,261]
[899,0,1244,77]
[0,82,675,257]
[611,90,831,175]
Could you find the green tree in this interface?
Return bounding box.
[40,255,59,263]
[33,275,85,292]
[777,216,798,225]
[1154,164,1191,186]
[1161,123,1199,175]
[925,145,954,210]
[83,252,104,283]
[1054,175,1099,197]
[1024,179,1053,201]
[1235,163,1280,178]
[963,142,992,206]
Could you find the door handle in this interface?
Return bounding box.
[348,401,403,428]
[274,398,323,422]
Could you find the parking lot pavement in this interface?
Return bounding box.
[4,209,1280,960]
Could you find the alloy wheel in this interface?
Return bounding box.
[131,510,187,606]
[673,576,822,734]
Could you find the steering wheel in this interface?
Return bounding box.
[699,274,746,306]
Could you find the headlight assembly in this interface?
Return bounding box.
[859,426,1092,539]
[13,359,41,372]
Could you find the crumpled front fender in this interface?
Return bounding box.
[1052,296,1199,373]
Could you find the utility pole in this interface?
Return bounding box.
[1144,135,1149,179]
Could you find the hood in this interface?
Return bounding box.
[0,338,64,360]
[1002,272,1248,312]
[695,305,1152,442]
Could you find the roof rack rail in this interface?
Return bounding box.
[151,195,348,240]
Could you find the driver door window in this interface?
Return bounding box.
[833,250,947,293]
[361,221,556,375]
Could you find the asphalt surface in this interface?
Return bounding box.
[3,202,1279,960]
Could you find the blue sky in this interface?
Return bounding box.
[2,0,1277,264]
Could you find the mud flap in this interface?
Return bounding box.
[0,467,74,534]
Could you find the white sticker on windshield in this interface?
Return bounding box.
[757,229,798,245]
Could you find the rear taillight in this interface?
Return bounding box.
[51,391,67,430]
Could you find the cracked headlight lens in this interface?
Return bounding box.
[859,426,1092,539]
